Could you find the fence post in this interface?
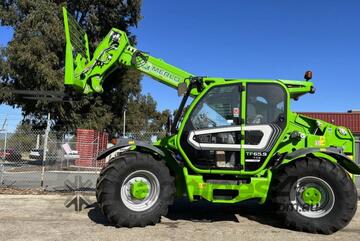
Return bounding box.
[96,132,99,168]
[3,131,7,160]
[1,116,8,160]
[0,163,4,185]
[40,113,50,188]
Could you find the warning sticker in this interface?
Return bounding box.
[233,108,240,117]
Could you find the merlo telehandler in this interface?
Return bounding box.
[63,8,359,234]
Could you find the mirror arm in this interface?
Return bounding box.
[171,83,193,134]
[171,76,204,134]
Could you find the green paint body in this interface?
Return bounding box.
[63,8,359,204]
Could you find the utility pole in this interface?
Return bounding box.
[123,106,127,137]
[1,116,8,160]
[40,113,50,188]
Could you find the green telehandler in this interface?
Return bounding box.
[63,8,359,234]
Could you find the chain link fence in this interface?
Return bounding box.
[0,129,166,192]
[0,127,359,193]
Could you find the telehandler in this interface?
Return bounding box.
[63,8,359,234]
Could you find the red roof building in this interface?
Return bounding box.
[299,111,360,136]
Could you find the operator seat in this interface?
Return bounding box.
[247,102,267,124]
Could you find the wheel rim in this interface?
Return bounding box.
[290,176,335,218]
[302,186,322,206]
[120,170,160,212]
[130,180,150,200]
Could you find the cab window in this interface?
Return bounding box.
[190,85,241,129]
[246,83,286,125]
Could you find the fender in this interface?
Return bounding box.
[96,139,165,160]
[284,147,360,175]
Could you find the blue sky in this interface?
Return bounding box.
[1,0,360,130]
[134,0,360,112]
[0,26,21,131]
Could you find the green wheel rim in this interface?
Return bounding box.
[130,180,150,200]
[302,186,322,206]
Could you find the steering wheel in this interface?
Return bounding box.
[197,113,216,128]
[252,114,264,124]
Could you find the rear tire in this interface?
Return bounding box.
[96,151,175,227]
[270,157,357,234]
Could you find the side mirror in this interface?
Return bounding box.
[177,83,188,96]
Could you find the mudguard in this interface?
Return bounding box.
[285,147,360,175]
[96,138,165,160]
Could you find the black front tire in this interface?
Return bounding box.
[270,157,357,234]
[96,151,175,227]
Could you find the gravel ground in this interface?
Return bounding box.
[0,195,359,241]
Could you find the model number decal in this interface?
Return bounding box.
[246,151,268,157]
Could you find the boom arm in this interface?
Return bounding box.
[63,8,315,99]
[63,8,193,95]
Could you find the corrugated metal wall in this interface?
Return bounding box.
[300,112,360,134]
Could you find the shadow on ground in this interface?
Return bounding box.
[87,198,285,229]
[87,203,110,226]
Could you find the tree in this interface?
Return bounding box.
[0,0,166,135]
[124,94,170,133]
[6,123,35,152]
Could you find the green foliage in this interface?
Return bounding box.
[125,94,171,133]
[0,0,166,135]
[6,123,36,152]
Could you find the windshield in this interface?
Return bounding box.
[190,85,240,130]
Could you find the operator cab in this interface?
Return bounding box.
[178,80,287,172]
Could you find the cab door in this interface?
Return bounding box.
[179,83,243,170]
[244,83,287,171]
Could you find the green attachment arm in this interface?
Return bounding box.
[63,7,193,94]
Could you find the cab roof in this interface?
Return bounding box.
[202,77,315,100]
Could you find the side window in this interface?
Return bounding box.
[190,85,241,129]
[246,84,286,125]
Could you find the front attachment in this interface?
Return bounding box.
[62,7,91,91]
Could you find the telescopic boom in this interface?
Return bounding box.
[63,7,193,95]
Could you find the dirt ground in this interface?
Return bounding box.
[0,195,359,241]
